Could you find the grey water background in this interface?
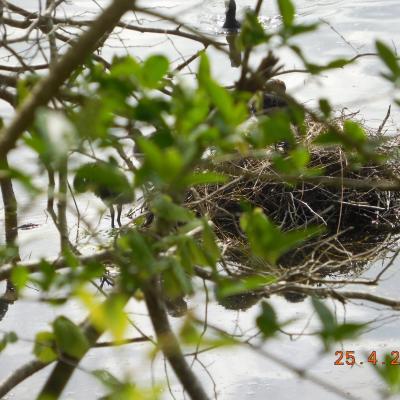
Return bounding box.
[1,0,400,399]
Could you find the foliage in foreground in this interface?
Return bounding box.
[1,0,400,398]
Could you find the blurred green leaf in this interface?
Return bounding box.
[343,120,367,144]
[273,147,310,174]
[183,171,228,186]
[118,230,157,277]
[137,139,184,185]
[142,55,169,88]
[34,331,57,363]
[240,12,270,48]
[319,99,332,117]
[241,208,322,264]
[313,129,342,146]
[217,275,276,297]
[312,297,365,350]
[278,0,295,27]
[10,266,29,292]
[198,52,211,85]
[344,120,367,143]
[202,221,220,268]
[53,316,90,359]
[162,257,193,299]
[73,161,134,205]
[289,23,318,36]
[101,295,129,341]
[256,113,295,147]
[93,369,122,390]
[32,109,78,168]
[151,195,194,223]
[256,301,280,338]
[0,331,18,353]
[376,40,400,81]
[375,354,400,394]
[31,260,57,292]
[312,297,335,332]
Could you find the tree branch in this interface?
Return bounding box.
[0,250,113,282]
[0,0,135,158]
[0,360,49,398]
[143,279,209,400]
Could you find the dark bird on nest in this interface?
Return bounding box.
[262,79,288,114]
[263,79,292,152]
[223,0,241,31]
[249,79,288,115]
[73,162,134,228]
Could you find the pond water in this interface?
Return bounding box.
[1,0,400,399]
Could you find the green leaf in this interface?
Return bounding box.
[319,99,332,117]
[312,297,365,350]
[206,80,235,122]
[290,23,318,36]
[5,331,17,343]
[180,318,201,344]
[344,120,367,143]
[217,275,276,297]
[240,208,322,264]
[278,0,295,27]
[33,331,57,363]
[142,55,169,88]
[375,354,400,394]
[291,147,310,169]
[118,230,157,276]
[179,317,236,347]
[198,52,211,86]
[33,109,78,168]
[177,236,203,271]
[258,113,295,147]
[313,129,342,146]
[325,58,351,69]
[73,161,133,205]
[10,266,29,292]
[110,55,141,82]
[31,260,57,291]
[53,316,90,359]
[256,301,280,338]
[151,195,194,223]
[202,221,220,268]
[92,369,122,390]
[162,257,193,299]
[240,12,270,48]
[183,171,228,186]
[273,147,310,175]
[101,295,129,341]
[137,139,184,185]
[17,74,40,104]
[376,40,400,80]
[0,331,18,353]
[311,297,335,332]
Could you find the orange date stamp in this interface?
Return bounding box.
[334,350,400,366]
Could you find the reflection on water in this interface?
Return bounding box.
[226,33,242,67]
[1,1,400,399]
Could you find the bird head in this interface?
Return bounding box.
[265,79,286,94]
[225,0,236,13]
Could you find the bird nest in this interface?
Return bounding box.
[186,113,400,274]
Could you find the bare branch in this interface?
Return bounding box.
[143,279,209,400]
[0,0,136,158]
[0,360,48,398]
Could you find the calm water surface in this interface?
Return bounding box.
[1,1,400,399]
